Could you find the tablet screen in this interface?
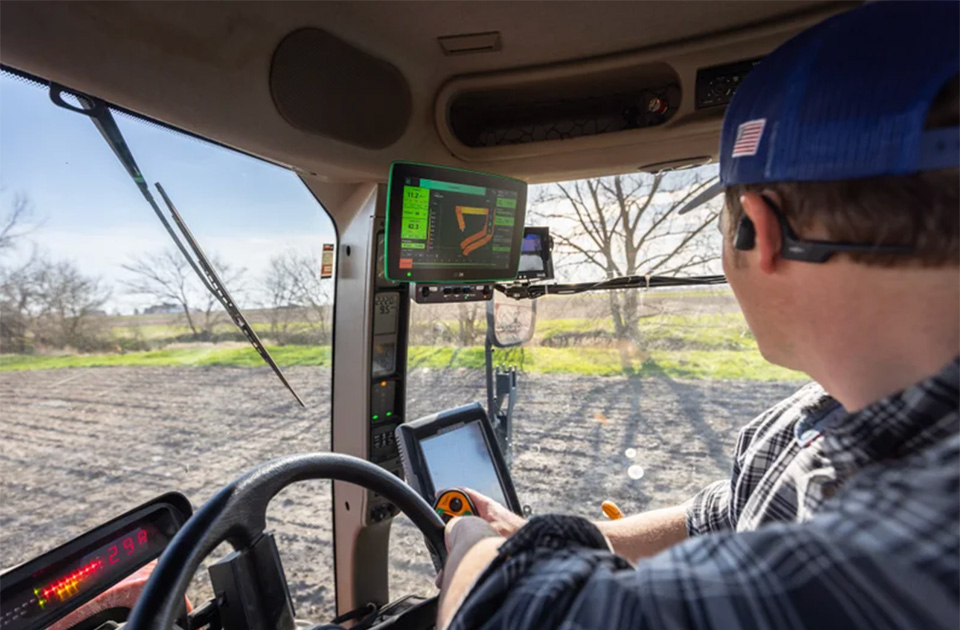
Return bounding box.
[420,420,507,505]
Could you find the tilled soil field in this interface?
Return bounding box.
[0,366,801,623]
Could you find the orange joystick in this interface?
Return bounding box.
[433,489,477,523]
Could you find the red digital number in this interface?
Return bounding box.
[123,537,135,555]
[137,529,148,546]
[108,546,119,564]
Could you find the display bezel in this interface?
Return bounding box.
[0,492,192,630]
[385,161,528,284]
[395,403,522,515]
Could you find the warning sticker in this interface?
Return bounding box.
[321,243,335,279]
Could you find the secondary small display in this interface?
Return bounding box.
[421,421,507,506]
[386,162,527,283]
[395,403,523,515]
[517,227,554,280]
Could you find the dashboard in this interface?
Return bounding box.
[0,493,192,630]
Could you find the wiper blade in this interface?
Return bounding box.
[676,180,723,216]
[157,184,305,406]
[49,83,306,407]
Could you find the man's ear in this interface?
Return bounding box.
[740,192,782,274]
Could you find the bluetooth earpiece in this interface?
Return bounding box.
[734,216,756,251]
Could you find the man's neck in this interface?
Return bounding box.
[794,266,960,412]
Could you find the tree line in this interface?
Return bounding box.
[1,167,721,354]
[0,195,332,354]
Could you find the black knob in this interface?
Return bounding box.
[449,497,463,512]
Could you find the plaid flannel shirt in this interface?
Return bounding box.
[448,358,960,630]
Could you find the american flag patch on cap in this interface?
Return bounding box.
[731,119,766,157]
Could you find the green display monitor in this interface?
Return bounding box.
[385,162,528,283]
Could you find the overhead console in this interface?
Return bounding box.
[447,63,681,148]
[432,5,851,176]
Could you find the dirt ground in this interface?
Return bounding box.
[0,366,801,623]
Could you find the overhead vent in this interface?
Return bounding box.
[270,28,411,149]
[447,63,680,148]
[438,31,502,56]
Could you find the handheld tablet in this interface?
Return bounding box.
[395,403,522,515]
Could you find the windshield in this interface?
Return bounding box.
[0,73,338,619]
[393,164,810,592]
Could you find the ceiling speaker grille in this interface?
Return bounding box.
[270,29,411,149]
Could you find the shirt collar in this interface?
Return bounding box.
[815,357,960,474]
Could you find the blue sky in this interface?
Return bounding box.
[0,73,336,313]
[0,72,723,314]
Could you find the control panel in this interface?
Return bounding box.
[366,228,409,524]
[695,57,763,109]
[413,283,493,304]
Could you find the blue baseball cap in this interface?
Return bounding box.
[679,1,959,214]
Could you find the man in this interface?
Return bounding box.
[437,3,960,629]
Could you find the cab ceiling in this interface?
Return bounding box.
[0,1,855,184]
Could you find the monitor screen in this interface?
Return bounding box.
[518,233,544,274]
[386,162,527,283]
[516,227,553,280]
[419,421,507,505]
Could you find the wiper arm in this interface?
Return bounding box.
[49,83,306,407]
[50,86,218,296]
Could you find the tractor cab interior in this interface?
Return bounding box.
[0,2,858,629]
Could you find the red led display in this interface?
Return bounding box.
[38,528,150,605]
[40,558,103,603]
[107,529,148,565]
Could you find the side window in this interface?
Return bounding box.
[0,74,337,620]
[512,168,808,516]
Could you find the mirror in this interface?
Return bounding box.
[486,293,537,348]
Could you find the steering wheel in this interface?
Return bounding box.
[124,453,447,630]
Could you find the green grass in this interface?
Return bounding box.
[0,343,803,381]
[409,346,803,381]
[0,346,331,371]
[2,308,806,382]
[110,320,321,341]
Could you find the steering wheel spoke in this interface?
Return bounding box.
[126,454,446,630]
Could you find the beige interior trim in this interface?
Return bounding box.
[0,2,857,185]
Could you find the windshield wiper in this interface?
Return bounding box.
[676,180,723,216]
[49,83,306,407]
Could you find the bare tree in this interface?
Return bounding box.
[1,255,110,351]
[31,260,111,349]
[532,167,721,342]
[260,250,332,344]
[0,193,38,254]
[447,303,484,346]
[121,248,242,339]
[0,255,40,352]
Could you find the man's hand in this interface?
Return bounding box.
[460,488,527,537]
[456,488,686,563]
[437,516,503,630]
